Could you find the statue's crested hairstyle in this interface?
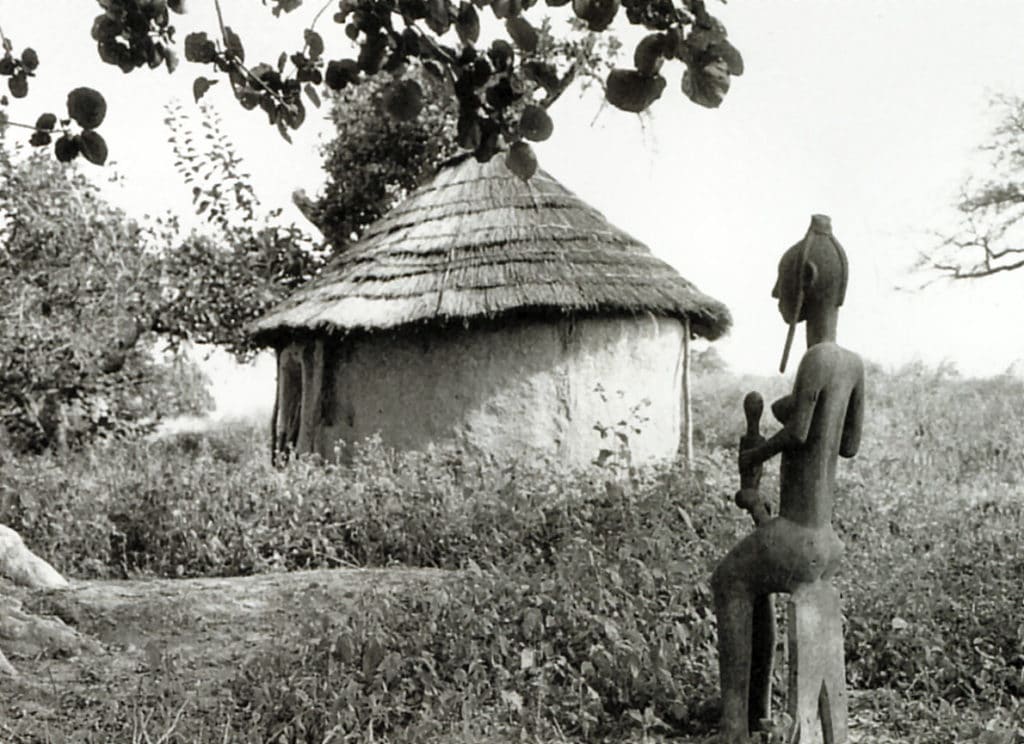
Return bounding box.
[778,214,848,372]
[785,214,848,307]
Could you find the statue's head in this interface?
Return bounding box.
[772,214,848,324]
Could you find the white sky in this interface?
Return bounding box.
[3,1,1024,416]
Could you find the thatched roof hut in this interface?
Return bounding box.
[252,153,730,465]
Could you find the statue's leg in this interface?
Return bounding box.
[712,568,754,743]
[748,593,775,732]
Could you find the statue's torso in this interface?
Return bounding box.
[776,342,863,528]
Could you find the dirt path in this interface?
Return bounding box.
[2,568,446,740]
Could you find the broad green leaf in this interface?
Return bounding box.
[456,3,480,46]
[273,0,303,14]
[67,87,107,128]
[680,58,730,109]
[304,83,321,108]
[506,17,538,53]
[325,59,359,90]
[20,48,39,71]
[35,113,57,131]
[8,73,28,99]
[29,130,52,147]
[505,140,537,181]
[54,134,79,162]
[711,39,744,76]
[519,105,552,142]
[633,33,667,76]
[224,27,245,62]
[184,33,216,64]
[605,68,665,113]
[304,29,324,60]
[572,0,619,31]
[425,0,450,35]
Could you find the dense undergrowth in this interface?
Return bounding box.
[4,362,1024,742]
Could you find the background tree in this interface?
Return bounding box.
[161,102,326,357]
[0,0,742,178]
[924,96,1024,280]
[303,18,617,246]
[0,131,217,452]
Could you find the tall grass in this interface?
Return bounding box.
[3,363,1024,741]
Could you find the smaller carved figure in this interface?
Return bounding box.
[711,215,865,743]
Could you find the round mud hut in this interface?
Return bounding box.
[250,154,731,466]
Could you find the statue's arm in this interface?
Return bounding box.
[839,365,865,458]
[740,356,820,469]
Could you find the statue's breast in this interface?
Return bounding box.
[771,394,794,424]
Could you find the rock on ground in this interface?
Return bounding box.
[0,525,79,676]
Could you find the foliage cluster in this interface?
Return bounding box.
[161,102,325,357]
[5,364,1024,741]
[2,0,741,178]
[0,138,216,452]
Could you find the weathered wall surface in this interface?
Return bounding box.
[280,315,685,466]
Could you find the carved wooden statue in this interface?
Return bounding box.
[711,214,865,743]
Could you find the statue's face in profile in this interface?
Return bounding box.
[772,247,803,324]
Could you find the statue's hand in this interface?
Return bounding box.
[738,447,757,472]
[734,488,770,526]
[734,487,760,512]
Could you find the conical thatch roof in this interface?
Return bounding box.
[250,153,731,345]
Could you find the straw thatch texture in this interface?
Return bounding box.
[251,154,731,345]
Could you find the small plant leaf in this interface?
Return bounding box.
[193,77,218,102]
[362,637,385,676]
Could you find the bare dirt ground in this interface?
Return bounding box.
[1,570,906,743]
[1,568,446,742]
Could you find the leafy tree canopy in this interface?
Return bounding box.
[0,135,215,451]
[0,0,742,179]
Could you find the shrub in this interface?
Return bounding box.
[228,459,734,742]
[5,362,1024,740]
